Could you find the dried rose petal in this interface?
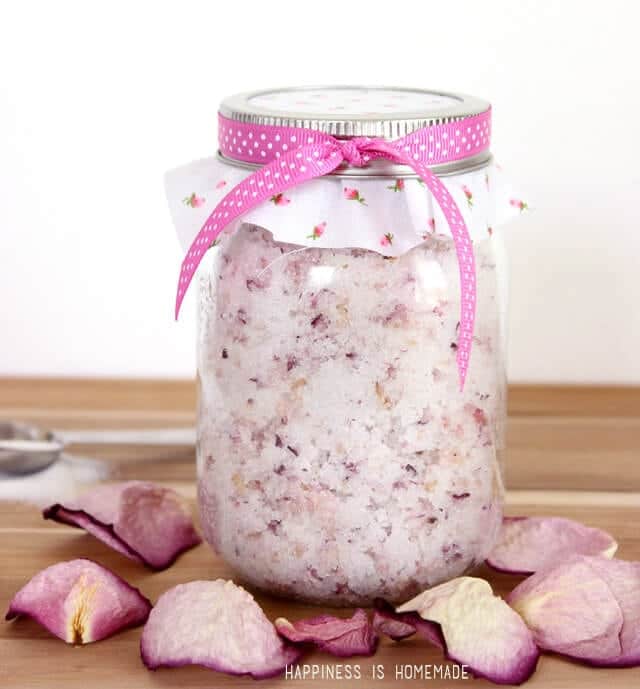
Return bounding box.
[372,600,418,641]
[586,557,640,667]
[141,580,301,679]
[372,598,444,646]
[44,481,201,570]
[508,557,621,661]
[275,609,377,657]
[372,610,417,641]
[6,559,151,643]
[397,577,539,684]
[508,555,640,667]
[487,516,617,574]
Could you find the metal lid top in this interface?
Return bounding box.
[220,86,491,139]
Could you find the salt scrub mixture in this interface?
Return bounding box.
[198,225,506,605]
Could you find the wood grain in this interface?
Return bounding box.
[506,416,640,491]
[0,378,197,413]
[2,379,640,490]
[2,377,640,416]
[0,379,639,688]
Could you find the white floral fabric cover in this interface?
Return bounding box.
[166,157,527,256]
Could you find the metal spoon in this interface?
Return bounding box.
[0,420,195,475]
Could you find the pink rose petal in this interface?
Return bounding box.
[140,580,301,679]
[6,559,151,644]
[372,600,418,641]
[372,599,444,646]
[275,609,377,657]
[586,557,640,667]
[44,481,201,570]
[397,577,539,685]
[508,555,640,667]
[487,517,617,574]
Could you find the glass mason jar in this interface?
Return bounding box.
[187,87,511,605]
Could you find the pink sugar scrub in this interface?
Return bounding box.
[197,225,506,604]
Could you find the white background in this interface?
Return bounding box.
[1,0,638,383]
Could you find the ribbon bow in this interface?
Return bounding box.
[335,137,383,167]
[176,113,491,389]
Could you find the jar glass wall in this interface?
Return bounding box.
[197,223,507,605]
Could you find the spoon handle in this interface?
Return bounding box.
[0,439,61,453]
[55,428,196,446]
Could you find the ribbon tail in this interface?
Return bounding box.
[174,144,343,318]
[391,149,477,391]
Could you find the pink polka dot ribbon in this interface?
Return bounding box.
[177,110,492,390]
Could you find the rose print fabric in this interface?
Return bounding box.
[166,156,527,256]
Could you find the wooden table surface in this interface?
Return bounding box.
[0,379,638,688]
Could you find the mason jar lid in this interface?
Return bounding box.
[219,85,491,139]
[218,86,492,177]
